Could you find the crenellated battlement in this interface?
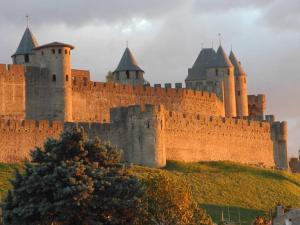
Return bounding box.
[0,64,25,74]
[0,119,63,131]
[0,64,25,82]
[164,109,271,133]
[72,81,219,101]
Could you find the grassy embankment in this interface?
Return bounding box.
[1,161,300,224]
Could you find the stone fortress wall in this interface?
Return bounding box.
[0,104,287,168]
[0,64,25,120]
[0,26,289,169]
[0,64,289,169]
[71,73,225,122]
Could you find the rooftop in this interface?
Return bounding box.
[34,42,74,50]
[114,47,144,73]
[12,27,38,57]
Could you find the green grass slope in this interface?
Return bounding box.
[132,161,300,224]
[0,161,300,224]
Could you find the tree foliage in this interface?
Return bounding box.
[137,172,213,225]
[3,127,144,225]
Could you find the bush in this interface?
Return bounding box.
[3,127,144,225]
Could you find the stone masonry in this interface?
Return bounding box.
[0,27,289,169]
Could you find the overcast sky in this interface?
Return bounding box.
[0,0,299,157]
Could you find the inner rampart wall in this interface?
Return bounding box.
[72,81,225,122]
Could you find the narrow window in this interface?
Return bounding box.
[147,121,150,128]
[116,73,120,80]
[136,71,139,79]
[58,49,62,54]
[66,75,69,81]
[215,69,218,76]
[237,91,241,96]
[52,49,55,54]
[126,71,130,79]
[41,51,44,55]
[24,54,29,63]
[227,68,230,75]
[65,49,68,54]
[52,74,56,82]
[83,77,87,86]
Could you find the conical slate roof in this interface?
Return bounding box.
[229,50,246,76]
[186,48,217,81]
[216,46,233,68]
[114,48,144,72]
[12,27,38,57]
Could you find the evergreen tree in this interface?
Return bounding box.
[3,127,144,225]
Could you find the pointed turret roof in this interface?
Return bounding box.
[229,50,246,76]
[216,45,233,68]
[186,48,217,81]
[12,27,38,57]
[114,48,144,73]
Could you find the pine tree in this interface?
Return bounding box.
[3,127,144,225]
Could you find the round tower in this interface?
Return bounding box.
[216,46,236,117]
[229,50,249,117]
[112,47,147,85]
[34,42,74,121]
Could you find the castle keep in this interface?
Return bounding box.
[0,27,288,169]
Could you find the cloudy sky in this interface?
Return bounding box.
[0,0,299,157]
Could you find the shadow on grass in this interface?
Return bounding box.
[201,203,266,225]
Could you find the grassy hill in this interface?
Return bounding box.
[1,161,300,224]
[131,161,300,224]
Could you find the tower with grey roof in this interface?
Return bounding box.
[112,47,146,85]
[185,45,237,117]
[11,26,74,122]
[11,27,38,65]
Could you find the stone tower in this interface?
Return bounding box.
[229,50,249,117]
[215,46,236,117]
[33,42,74,121]
[11,27,38,65]
[112,47,146,85]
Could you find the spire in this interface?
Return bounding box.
[12,27,38,57]
[215,45,233,68]
[114,47,144,72]
[229,50,246,76]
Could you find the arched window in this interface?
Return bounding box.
[126,71,130,79]
[136,71,139,79]
[215,69,218,76]
[52,49,55,54]
[66,75,69,82]
[52,74,56,82]
[65,49,68,54]
[227,68,230,75]
[58,49,62,54]
[237,91,241,96]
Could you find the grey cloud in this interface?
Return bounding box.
[0,0,186,27]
